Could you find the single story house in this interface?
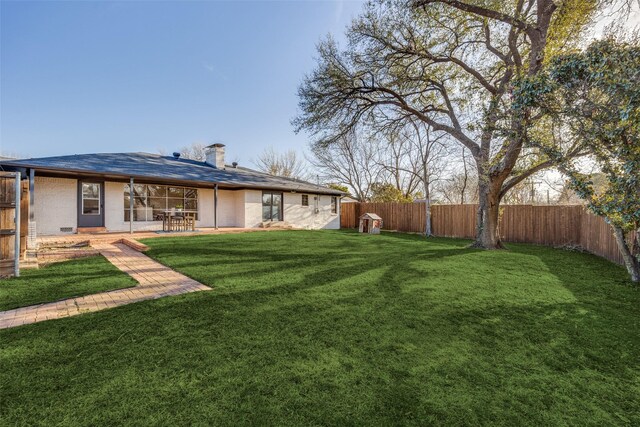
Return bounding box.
[0,144,342,237]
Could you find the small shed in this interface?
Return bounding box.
[359,213,383,234]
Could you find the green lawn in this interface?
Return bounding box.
[1,230,638,425]
[0,255,136,311]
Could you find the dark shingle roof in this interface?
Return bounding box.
[0,152,342,195]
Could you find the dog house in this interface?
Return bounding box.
[359,213,382,234]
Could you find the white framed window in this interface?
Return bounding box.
[302,194,309,207]
[82,183,101,215]
[331,196,338,214]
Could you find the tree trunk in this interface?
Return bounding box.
[460,147,468,204]
[473,179,505,249]
[613,226,640,283]
[424,176,432,237]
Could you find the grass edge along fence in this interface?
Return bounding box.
[340,202,634,266]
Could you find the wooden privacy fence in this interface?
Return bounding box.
[0,173,28,277]
[340,202,635,265]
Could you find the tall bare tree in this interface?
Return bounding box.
[253,147,307,179]
[376,132,422,199]
[179,143,208,162]
[294,0,624,248]
[412,125,449,236]
[159,143,207,161]
[435,146,478,204]
[382,121,449,235]
[308,130,383,201]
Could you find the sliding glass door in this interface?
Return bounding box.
[262,191,283,221]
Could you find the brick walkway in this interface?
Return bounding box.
[0,242,211,329]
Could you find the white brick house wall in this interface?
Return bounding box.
[242,189,340,229]
[34,176,78,235]
[197,188,215,227]
[283,192,339,229]
[216,190,241,227]
[34,179,340,235]
[234,190,246,227]
[243,190,263,228]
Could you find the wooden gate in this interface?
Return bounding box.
[0,172,27,277]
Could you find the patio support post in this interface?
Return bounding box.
[129,177,134,234]
[28,168,36,252]
[29,169,35,222]
[214,183,218,229]
[14,171,21,277]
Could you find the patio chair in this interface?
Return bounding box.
[184,213,196,231]
[170,214,184,232]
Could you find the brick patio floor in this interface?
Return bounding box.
[36,227,271,247]
[0,241,211,329]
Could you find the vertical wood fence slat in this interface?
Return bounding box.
[0,174,28,276]
[340,202,635,265]
[1,176,16,276]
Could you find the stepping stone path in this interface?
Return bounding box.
[0,241,211,329]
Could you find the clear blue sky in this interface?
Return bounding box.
[0,0,365,163]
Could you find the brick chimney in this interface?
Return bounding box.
[205,143,225,169]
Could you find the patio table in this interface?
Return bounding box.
[162,211,196,232]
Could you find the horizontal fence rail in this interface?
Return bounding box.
[340,202,635,265]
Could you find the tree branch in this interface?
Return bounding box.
[413,0,533,33]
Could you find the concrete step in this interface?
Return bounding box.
[77,227,108,234]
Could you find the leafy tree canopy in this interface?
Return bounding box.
[514,37,640,281]
[370,182,414,202]
[327,183,351,194]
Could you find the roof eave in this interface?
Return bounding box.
[0,162,343,195]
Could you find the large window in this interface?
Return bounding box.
[124,184,198,221]
[262,191,283,221]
